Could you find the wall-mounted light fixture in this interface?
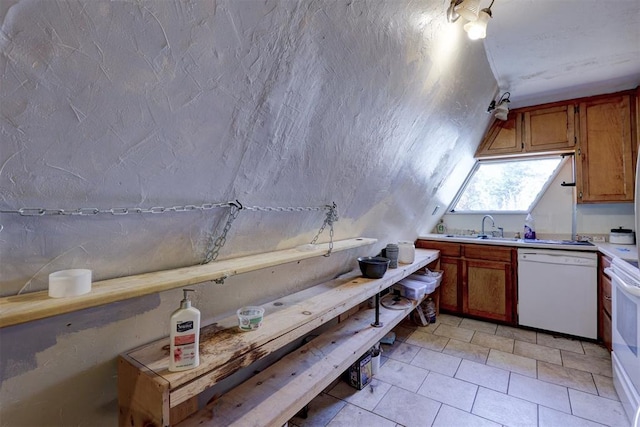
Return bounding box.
[447,0,495,40]
[487,92,511,121]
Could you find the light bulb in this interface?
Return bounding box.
[464,8,491,40]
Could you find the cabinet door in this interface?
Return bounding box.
[475,113,523,158]
[464,259,514,323]
[577,95,635,203]
[523,105,575,152]
[439,256,462,314]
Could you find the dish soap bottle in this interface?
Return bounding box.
[169,289,200,372]
[436,219,447,234]
[524,213,536,240]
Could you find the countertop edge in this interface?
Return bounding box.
[417,234,638,261]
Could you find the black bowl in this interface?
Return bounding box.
[357,256,390,279]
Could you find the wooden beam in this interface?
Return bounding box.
[0,237,376,328]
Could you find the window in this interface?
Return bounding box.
[450,156,566,212]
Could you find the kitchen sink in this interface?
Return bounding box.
[444,234,519,242]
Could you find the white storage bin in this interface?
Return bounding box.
[396,279,427,300]
[410,270,443,290]
[408,273,438,294]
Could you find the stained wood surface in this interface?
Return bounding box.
[177,304,418,427]
[0,237,376,328]
[124,249,439,409]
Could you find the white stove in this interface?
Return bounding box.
[607,252,640,426]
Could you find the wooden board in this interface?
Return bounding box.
[0,237,376,328]
[177,304,418,427]
[125,250,439,409]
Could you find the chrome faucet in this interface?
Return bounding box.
[480,215,495,238]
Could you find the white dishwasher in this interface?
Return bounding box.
[517,248,598,339]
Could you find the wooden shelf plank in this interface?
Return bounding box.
[178,302,418,427]
[125,249,439,408]
[0,237,377,328]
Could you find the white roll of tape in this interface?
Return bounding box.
[49,269,92,298]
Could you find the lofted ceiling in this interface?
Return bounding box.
[478,0,640,108]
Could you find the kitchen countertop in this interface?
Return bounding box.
[418,233,599,252]
[596,242,638,261]
[418,233,639,260]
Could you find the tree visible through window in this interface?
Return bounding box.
[451,157,564,212]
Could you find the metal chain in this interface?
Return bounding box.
[1,200,338,267]
[311,202,338,257]
[0,202,233,216]
[203,201,242,267]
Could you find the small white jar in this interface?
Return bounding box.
[397,241,415,264]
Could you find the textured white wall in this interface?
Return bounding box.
[0,1,496,424]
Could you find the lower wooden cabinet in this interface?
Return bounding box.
[416,240,517,324]
[598,254,613,350]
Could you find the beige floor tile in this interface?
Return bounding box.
[537,361,597,394]
[327,403,396,427]
[373,386,440,427]
[433,404,501,427]
[417,371,478,412]
[373,359,428,393]
[443,338,490,364]
[454,359,510,393]
[496,325,537,344]
[328,379,391,411]
[561,350,613,378]
[289,392,346,427]
[568,388,629,426]
[538,406,605,427]
[437,313,463,326]
[405,329,449,351]
[508,373,571,413]
[460,318,498,334]
[514,340,562,365]
[487,349,537,378]
[410,347,462,377]
[581,341,610,359]
[384,342,420,364]
[472,387,538,426]
[391,324,416,342]
[593,373,620,401]
[537,333,584,354]
[433,323,474,342]
[471,331,514,353]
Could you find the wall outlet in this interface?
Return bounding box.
[592,235,606,243]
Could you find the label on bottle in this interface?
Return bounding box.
[173,321,197,367]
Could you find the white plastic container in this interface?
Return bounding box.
[169,289,200,372]
[408,274,438,293]
[237,306,265,331]
[396,278,427,300]
[48,269,92,298]
[398,241,415,264]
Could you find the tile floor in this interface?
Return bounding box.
[289,314,631,427]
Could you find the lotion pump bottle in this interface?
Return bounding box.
[169,289,200,372]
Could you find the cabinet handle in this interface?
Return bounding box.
[604,296,612,301]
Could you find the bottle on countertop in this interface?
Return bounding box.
[169,289,200,372]
[524,213,536,240]
[436,219,447,234]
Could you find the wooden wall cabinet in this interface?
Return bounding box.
[576,94,636,203]
[475,89,637,204]
[475,112,523,157]
[598,254,613,351]
[416,240,517,324]
[522,104,575,152]
[476,104,575,158]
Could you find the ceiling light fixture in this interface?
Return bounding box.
[447,0,495,40]
[487,92,511,121]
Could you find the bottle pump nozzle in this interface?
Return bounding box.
[181,289,195,308]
